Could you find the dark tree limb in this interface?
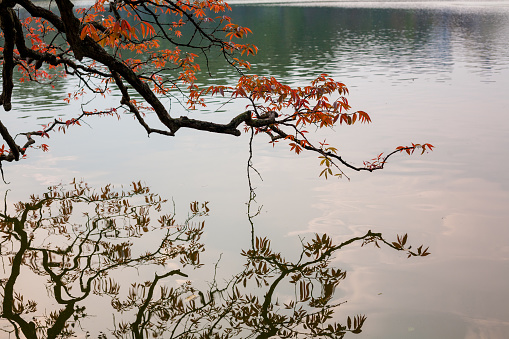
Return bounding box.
[54,0,85,60]
[131,270,188,339]
[0,3,16,111]
[0,120,20,161]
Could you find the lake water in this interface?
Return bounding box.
[3,1,509,338]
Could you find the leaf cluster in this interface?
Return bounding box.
[0,0,433,181]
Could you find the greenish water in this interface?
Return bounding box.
[3,2,509,338]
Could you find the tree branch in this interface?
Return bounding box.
[0,3,16,111]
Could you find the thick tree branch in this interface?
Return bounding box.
[0,3,16,111]
[54,0,85,60]
[0,120,20,161]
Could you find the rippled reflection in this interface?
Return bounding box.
[221,6,509,82]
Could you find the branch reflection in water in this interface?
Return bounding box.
[0,180,427,338]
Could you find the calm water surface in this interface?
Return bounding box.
[3,2,509,338]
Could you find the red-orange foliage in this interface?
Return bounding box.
[0,0,432,178]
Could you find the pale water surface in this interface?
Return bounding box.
[2,1,509,338]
